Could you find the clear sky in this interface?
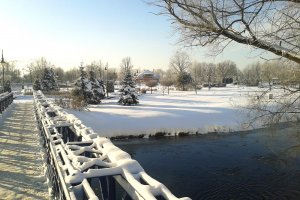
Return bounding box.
[0,0,269,71]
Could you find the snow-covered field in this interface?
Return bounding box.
[65,86,265,137]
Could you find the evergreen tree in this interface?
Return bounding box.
[177,72,192,91]
[72,66,107,106]
[33,79,42,91]
[41,68,59,91]
[73,66,105,105]
[74,66,92,103]
[118,71,139,105]
[98,79,106,95]
[88,71,105,104]
[4,80,11,93]
[106,80,115,93]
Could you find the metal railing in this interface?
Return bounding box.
[34,91,190,200]
[0,92,13,114]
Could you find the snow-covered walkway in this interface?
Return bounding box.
[0,97,48,200]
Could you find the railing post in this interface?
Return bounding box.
[1,98,4,113]
[108,176,116,200]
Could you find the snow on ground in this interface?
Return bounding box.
[65,86,265,137]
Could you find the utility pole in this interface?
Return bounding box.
[1,50,6,93]
[194,66,197,95]
[105,63,108,97]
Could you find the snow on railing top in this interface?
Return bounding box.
[33,90,191,200]
[0,92,11,99]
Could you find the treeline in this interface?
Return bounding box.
[156,52,300,91]
[241,61,300,88]
[1,58,118,85]
[2,55,299,90]
[156,51,239,91]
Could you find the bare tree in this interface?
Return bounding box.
[217,60,237,83]
[86,60,105,80]
[153,0,300,64]
[153,69,166,80]
[53,67,64,82]
[160,69,175,94]
[27,57,54,82]
[1,62,22,83]
[169,51,192,90]
[278,63,300,88]
[242,62,262,86]
[145,79,159,94]
[203,63,217,88]
[240,60,300,126]
[169,51,191,73]
[190,62,205,94]
[120,57,133,79]
[64,67,80,83]
[261,61,276,90]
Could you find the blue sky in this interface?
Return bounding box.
[0,0,268,71]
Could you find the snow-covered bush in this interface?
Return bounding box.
[118,71,139,105]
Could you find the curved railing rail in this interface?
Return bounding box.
[0,92,13,114]
[34,91,190,200]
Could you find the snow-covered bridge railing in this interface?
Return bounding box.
[33,91,190,200]
[0,92,13,114]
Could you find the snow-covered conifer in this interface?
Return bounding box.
[41,68,59,91]
[98,79,106,94]
[118,70,139,105]
[73,66,92,103]
[88,71,105,104]
[33,79,42,91]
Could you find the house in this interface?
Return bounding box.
[135,70,160,83]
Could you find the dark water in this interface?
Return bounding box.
[114,125,300,200]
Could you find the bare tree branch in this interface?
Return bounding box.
[152,0,300,63]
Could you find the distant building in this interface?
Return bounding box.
[135,70,160,83]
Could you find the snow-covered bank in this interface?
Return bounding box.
[64,86,266,138]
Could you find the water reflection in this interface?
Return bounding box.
[115,124,300,199]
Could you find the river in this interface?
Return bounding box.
[114,124,300,200]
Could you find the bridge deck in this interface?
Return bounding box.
[0,97,49,200]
